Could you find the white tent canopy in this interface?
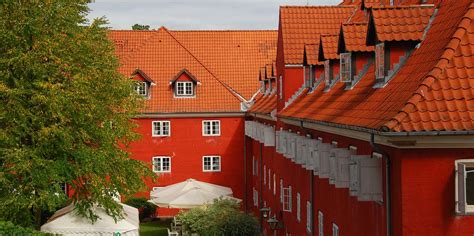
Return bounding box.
[149,178,240,209]
[41,203,139,236]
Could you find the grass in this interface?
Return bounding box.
[139,219,172,236]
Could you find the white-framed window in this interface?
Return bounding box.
[306,201,312,232]
[375,43,385,79]
[253,188,259,207]
[175,81,194,96]
[152,156,171,173]
[264,165,267,185]
[134,81,147,96]
[296,192,301,222]
[456,159,474,215]
[304,66,312,88]
[273,174,277,195]
[318,211,324,236]
[340,53,352,83]
[324,60,331,85]
[202,120,220,136]
[203,156,221,172]
[152,121,170,137]
[283,185,292,212]
[332,223,339,236]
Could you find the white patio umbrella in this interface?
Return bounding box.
[40,203,139,236]
[149,178,241,209]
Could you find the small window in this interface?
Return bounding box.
[456,159,474,215]
[324,60,332,85]
[273,174,277,195]
[264,165,267,185]
[176,81,194,96]
[332,223,339,236]
[280,179,284,203]
[279,75,283,99]
[203,120,220,136]
[152,156,171,173]
[375,43,385,80]
[268,169,271,190]
[306,201,312,232]
[283,185,292,212]
[203,156,221,172]
[340,53,352,83]
[318,211,324,236]
[304,66,312,88]
[134,82,148,96]
[296,192,301,222]
[152,121,170,137]
[253,188,259,207]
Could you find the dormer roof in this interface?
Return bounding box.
[131,68,154,84]
[367,5,436,45]
[338,22,375,53]
[169,69,199,84]
[304,44,323,66]
[319,35,340,61]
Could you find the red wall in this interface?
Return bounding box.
[129,117,245,216]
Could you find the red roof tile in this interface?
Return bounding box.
[279,6,356,64]
[248,93,277,115]
[319,35,341,60]
[369,5,435,43]
[340,22,375,53]
[280,0,474,132]
[362,0,391,9]
[304,44,323,65]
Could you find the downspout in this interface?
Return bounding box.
[370,133,392,236]
[243,121,248,212]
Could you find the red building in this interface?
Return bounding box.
[108,27,277,216]
[247,0,474,235]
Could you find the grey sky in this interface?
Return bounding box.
[87,0,342,30]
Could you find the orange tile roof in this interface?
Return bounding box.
[279,6,356,64]
[369,5,435,43]
[362,0,391,8]
[319,35,341,60]
[280,0,474,132]
[109,28,277,113]
[304,44,322,65]
[339,22,375,53]
[171,30,277,100]
[248,93,278,115]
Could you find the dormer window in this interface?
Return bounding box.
[134,82,148,96]
[375,43,386,80]
[130,69,154,98]
[304,66,313,88]
[340,53,352,83]
[176,81,194,96]
[324,60,332,85]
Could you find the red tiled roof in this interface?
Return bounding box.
[279,6,356,64]
[369,5,435,43]
[280,0,474,132]
[171,30,277,99]
[319,35,341,61]
[109,28,277,113]
[362,0,391,9]
[304,44,322,65]
[248,93,278,115]
[339,22,375,53]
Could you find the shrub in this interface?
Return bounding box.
[124,197,157,221]
[177,199,259,236]
[0,221,51,235]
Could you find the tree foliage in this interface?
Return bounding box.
[177,199,260,236]
[124,197,157,221]
[132,24,150,30]
[0,221,52,235]
[0,0,154,227]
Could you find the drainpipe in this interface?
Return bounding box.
[243,121,248,212]
[370,133,392,236]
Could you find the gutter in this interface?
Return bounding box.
[370,133,392,236]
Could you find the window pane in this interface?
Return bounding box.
[153,158,161,171]
[467,168,474,205]
[213,121,220,134]
[162,158,170,171]
[204,157,211,170]
[185,83,193,95]
[153,122,161,135]
[212,157,220,170]
[162,122,169,135]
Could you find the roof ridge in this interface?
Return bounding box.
[170,29,277,32]
[371,4,435,9]
[383,2,473,131]
[163,28,247,103]
[280,5,356,8]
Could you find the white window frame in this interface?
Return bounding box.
[283,185,292,212]
[175,81,194,96]
[134,81,148,96]
[152,121,170,137]
[152,156,171,173]
[202,120,221,136]
[375,43,385,80]
[332,223,339,236]
[296,192,301,222]
[340,52,352,83]
[202,156,221,172]
[318,211,324,236]
[306,201,312,233]
[455,159,474,215]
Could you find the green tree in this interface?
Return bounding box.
[0,0,154,228]
[132,24,150,30]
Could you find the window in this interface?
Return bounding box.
[264,165,267,185]
[134,82,147,96]
[203,156,221,172]
[296,192,301,222]
[253,157,258,176]
[375,43,385,79]
[332,223,339,236]
[456,159,474,215]
[279,75,283,99]
[253,188,259,207]
[304,66,312,88]
[273,174,276,195]
[318,211,324,236]
[306,201,312,232]
[280,179,284,203]
[202,120,220,136]
[324,60,332,85]
[268,169,271,190]
[283,185,292,212]
[152,156,171,173]
[340,53,352,83]
[176,81,194,96]
[152,121,170,137]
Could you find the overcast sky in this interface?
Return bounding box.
[87,0,342,30]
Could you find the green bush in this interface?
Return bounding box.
[124,197,157,221]
[177,199,259,236]
[0,221,51,235]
